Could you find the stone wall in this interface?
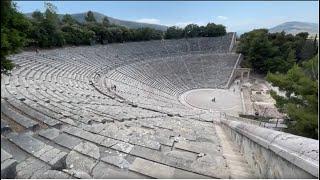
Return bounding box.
[221,119,319,178]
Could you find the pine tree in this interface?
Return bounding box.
[267,55,318,139]
[1,0,30,73]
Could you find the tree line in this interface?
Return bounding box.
[1,1,226,72]
[237,29,318,139]
[237,29,318,74]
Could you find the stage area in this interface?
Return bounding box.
[180,88,243,115]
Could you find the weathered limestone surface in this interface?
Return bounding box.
[73,142,100,159]
[92,161,147,179]
[66,150,98,175]
[130,157,176,178]
[6,132,67,169]
[38,128,60,140]
[53,133,83,149]
[221,119,319,178]
[31,170,71,179]
[16,157,51,179]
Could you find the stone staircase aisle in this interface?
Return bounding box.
[215,124,256,178]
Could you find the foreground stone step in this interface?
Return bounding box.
[92,161,149,179]
[1,101,39,130]
[31,169,71,179]
[56,126,213,178]
[130,145,228,178]
[6,132,67,169]
[129,157,175,178]
[6,98,62,127]
[1,149,17,178]
[15,157,51,178]
[0,136,30,163]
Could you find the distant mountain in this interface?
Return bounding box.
[24,11,168,31]
[269,21,318,36]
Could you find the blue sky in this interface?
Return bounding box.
[15,1,318,33]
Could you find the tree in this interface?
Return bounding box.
[205,23,226,37]
[165,26,184,39]
[184,24,200,38]
[237,29,314,74]
[1,0,31,72]
[237,29,280,73]
[267,55,318,139]
[300,39,318,61]
[28,2,65,47]
[85,11,96,23]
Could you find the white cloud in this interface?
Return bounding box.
[136,18,160,24]
[217,16,228,20]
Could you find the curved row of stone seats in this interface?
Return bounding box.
[90,53,239,115]
[96,70,201,115]
[1,57,170,128]
[2,53,230,178]
[104,53,239,97]
[1,33,245,178]
[4,50,210,120]
[1,100,231,178]
[24,33,234,72]
[1,100,39,131]
[2,51,181,121]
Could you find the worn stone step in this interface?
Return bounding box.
[1,101,39,130]
[92,161,149,179]
[6,132,67,169]
[130,145,224,178]
[1,136,30,163]
[31,169,71,179]
[6,98,62,127]
[129,157,176,178]
[15,157,51,179]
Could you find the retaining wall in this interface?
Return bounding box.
[220,119,319,178]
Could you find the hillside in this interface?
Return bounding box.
[24,11,168,31]
[269,21,318,37]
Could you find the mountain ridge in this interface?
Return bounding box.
[24,11,168,31]
[269,21,318,36]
